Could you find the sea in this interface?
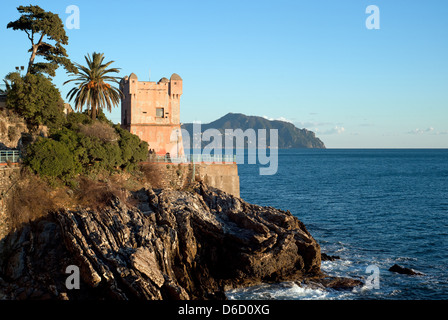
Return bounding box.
[226,149,448,300]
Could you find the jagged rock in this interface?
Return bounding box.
[321,253,340,261]
[297,272,363,292]
[0,183,322,300]
[388,264,424,276]
[324,277,363,291]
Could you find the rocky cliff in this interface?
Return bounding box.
[0,107,29,150]
[0,183,323,300]
[0,183,360,300]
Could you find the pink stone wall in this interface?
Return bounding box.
[120,73,184,156]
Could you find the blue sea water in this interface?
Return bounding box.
[226,149,448,300]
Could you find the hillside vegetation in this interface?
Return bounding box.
[182,113,325,149]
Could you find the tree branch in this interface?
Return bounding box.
[25,29,32,42]
[36,32,45,47]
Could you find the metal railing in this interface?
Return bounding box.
[146,154,236,164]
[0,150,20,164]
[187,154,236,163]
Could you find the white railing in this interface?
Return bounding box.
[146,154,236,163]
[0,150,20,164]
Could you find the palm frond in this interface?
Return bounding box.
[64,52,122,119]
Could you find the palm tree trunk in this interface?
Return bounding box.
[91,105,97,120]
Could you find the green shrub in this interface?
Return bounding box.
[82,136,122,171]
[6,73,65,130]
[65,111,92,130]
[115,125,149,171]
[24,114,149,184]
[26,137,77,178]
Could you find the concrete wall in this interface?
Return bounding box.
[140,162,240,198]
[200,163,240,198]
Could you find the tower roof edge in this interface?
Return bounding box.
[170,73,182,81]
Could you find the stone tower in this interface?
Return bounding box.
[120,73,184,157]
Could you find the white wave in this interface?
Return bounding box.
[226,282,328,300]
[321,259,354,275]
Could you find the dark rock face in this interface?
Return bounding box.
[388,264,423,276]
[321,253,340,262]
[0,183,322,300]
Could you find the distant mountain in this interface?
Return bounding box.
[181,113,325,149]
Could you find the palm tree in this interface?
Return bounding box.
[2,72,20,93]
[64,52,122,120]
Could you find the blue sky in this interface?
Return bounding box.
[0,0,447,148]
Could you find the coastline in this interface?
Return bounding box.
[1,182,351,300]
[237,149,448,300]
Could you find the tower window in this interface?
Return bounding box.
[156,108,164,118]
